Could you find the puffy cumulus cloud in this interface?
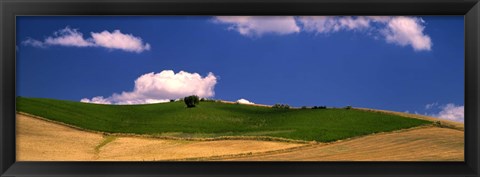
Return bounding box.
[81,70,217,105]
[381,16,432,51]
[236,98,254,105]
[434,104,464,122]
[213,16,300,37]
[22,27,150,53]
[91,30,151,53]
[214,16,432,51]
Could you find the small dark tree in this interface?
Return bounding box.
[184,95,200,108]
[272,104,281,108]
[272,103,290,109]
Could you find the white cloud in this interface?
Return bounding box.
[298,16,432,51]
[298,16,370,33]
[44,27,93,47]
[236,98,254,105]
[215,16,432,51]
[22,27,151,53]
[425,102,439,109]
[434,103,464,122]
[382,16,432,51]
[339,16,371,30]
[114,99,171,105]
[81,70,217,105]
[91,30,151,53]
[421,102,464,122]
[367,16,393,23]
[80,96,112,104]
[298,16,339,33]
[214,16,300,37]
[22,38,46,48]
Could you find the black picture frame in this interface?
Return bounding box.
[1,0,479,176]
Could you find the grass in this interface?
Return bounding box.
[16,97,432,142]
[95,136,117,152]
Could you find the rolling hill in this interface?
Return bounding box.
[16,97,432,142]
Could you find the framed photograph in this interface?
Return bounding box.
[1,0,479,176]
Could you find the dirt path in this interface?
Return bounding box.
[16,114,304,161]
[215,126,464,161]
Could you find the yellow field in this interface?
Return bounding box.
[16,114,304,161]
[16,113,464,161]
[215,126,464,161]
[16,114,104,161]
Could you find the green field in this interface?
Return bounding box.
[16,97,431,142]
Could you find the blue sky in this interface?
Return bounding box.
[16,16,464,122]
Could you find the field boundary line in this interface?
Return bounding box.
[94,136,117,160]
[17,112,106,134]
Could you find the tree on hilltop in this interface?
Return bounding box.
[184,95,200,108]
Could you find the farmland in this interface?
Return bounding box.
[16,113,463,161]
[16,97,464,161]
[16,97,431,142]
[16,113,305,161]
[215,126,464,161]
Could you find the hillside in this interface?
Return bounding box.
[16,97,431,142]
[215,126,464,161]
[16,113,305,161]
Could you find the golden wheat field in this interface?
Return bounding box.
[16,113,464,161]
[214,126,464,161]
[16,114,305,161]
